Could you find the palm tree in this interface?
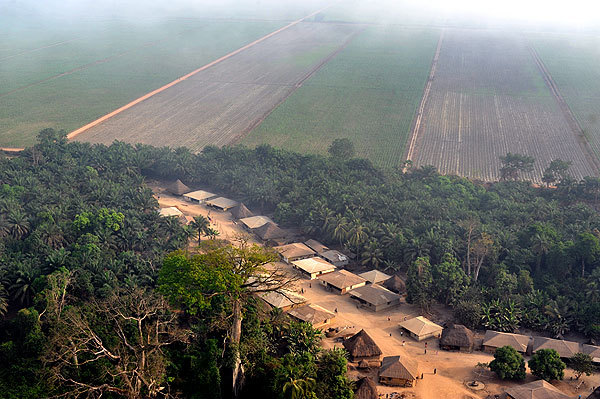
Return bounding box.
[282,376,315,399]
[347,219,368,255]
[6,210,30,239]
[330,214,349,246]
[190,215,211,245]
[361,240,384,268]
[10,262,38,307]
[0,285,8,317]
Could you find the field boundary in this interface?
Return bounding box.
[403,29,445,171]
[231,27,365,145]
[529,46,600,175]
[67,6,331,140]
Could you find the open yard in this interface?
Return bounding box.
[242,27,440,168]
[410,29,598,182]
[73,22,360,149]
[533,34,600,159]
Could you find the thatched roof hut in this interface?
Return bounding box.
[383,275,406,294]
[343,329,382,362]
[588,386,600,399]
[357,360,370,369]
[253,222,287,240]
[378,356,419,387]
[231,203,253,219]
[166,179,190,196]
[440,324,475,352]
[354,377,377,399]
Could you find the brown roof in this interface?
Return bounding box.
[321,249,348,264]
[359,270,391,284]
[287,304,335,325]
[292,257,336,275]
[505,380,572,399]
[350,284,400,306]
[383,275,406,294]
[343,329,382,358]
[483,331,531,352]
[399,316,443,337]
[319,270,366,290]
[582,344,600,360]
[183,189,217,201]
[206,197,238,210]
[259,290,306,309]
[166,179,190,196]
[379,356,419,381]
[240,215,273,229]
[440,324,475,348]
[354,377,377,399]
[274,243,315,259]
[253,222,287,240]
[231,203,253,219]
[532,337,580,358]
[304,239,329,254]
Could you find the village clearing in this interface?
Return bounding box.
[153,184,600,398]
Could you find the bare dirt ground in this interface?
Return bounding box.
[151,183,600,398]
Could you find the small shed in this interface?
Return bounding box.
[320,249,349,267]
[230,203,253,219]
[287,304,335,329]
[258,289,307,312]
[383,275,406,295]
[504,380,572,399]
[531,337,580,359]
[304,239,329,254]
[253,222,288,241]
[440,324,474,352]
[166,179,190,196]
[318,269,366,294]
[350,284,400,312]
[398,316,443,341]
[291,257,336,279]
[378,356,419,387]
[158,207,183,218]
[343,329,382,364]
[359,270,391,285]
[354,377,377,399]
[183,190,217,203]
[582,344,600,364]
[239,215,273,230]
[206,197,238,211]
[482,331,531,354]
[274,243,316,263]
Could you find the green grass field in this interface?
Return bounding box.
[532,34,600,158]
[0,18,286,147]
[241,27,440,168]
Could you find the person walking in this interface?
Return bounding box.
[434,368,437,375]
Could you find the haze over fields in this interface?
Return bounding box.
[2,0,600,181]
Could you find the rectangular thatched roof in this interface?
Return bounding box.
[287,304,335,325]
[304,239,329,254]
[482,331,531,352]
[292,257,336,275]
[206,197,238,210]
[399,316,443,337]
[318,269,366,290]
[258,290,306,309]
[158,207,183,217]
[183,190,217,201]
[379,356,418,380]
[350,284,400,306]
[505,380,572,399]
[583,344,600,362]
[239,215,273,229]
[359,270,391,284]
[274,243,315,259]
[321,249,348,264]
[532,337,580,358]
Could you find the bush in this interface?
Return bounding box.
[529,349,565,381]
[489,346,526,380]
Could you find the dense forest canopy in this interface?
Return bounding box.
[1,129,600,397]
